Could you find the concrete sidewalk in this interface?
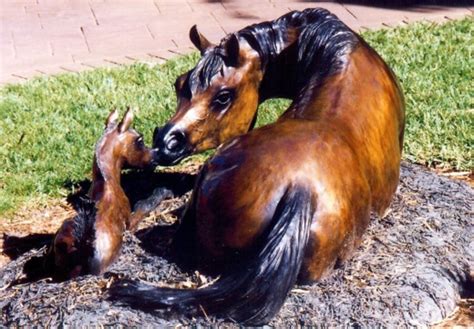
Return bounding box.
[0,0,472,85]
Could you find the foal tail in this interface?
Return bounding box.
[108,186,315,325]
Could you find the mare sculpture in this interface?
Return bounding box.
[110,8,405,325]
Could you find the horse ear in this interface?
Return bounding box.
[224,34,240,67]
[106,109,119,129]
[118,107,135,133]
[189,25,214,54]
[174,73,187,92]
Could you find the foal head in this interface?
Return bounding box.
[94,108,158,182]
[153,26,264,165]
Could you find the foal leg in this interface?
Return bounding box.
[128,187,173,231]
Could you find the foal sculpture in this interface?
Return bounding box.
[49,109,167,280]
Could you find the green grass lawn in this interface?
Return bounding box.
[0,18,472,216]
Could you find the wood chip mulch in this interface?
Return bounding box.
[0,162,473,326]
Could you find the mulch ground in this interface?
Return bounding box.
[0,162,473,326]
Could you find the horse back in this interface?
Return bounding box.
[283,41,405,215]
[192,120,371,268]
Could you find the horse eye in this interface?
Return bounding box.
[212,89,234,110]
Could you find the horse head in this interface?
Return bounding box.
[153,26,264,165]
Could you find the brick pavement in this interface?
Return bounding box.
[0,0,472,84]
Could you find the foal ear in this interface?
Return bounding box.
[224,34,240,67]
[118,107,135,133]
[189,25,214,54]
[106,109,119,129]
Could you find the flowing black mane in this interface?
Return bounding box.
[188,47,226,93]
[240,8,357,70]
[187,8,359,100]
[238,8,358,100]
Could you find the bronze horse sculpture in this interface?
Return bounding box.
[48,108,168,280]
[110,8,405,324]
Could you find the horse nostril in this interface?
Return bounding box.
[166,130,186,152]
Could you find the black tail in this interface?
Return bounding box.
[109,186,315,325]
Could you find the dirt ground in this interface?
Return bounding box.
[0,162,472,326]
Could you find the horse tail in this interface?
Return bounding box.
[108,185,315,325]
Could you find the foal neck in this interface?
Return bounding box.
[90,153,125,204]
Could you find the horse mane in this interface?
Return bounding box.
[70,200,97,247]
[188,47,226,93]
[239,8,359,99]
[240,8,357,71]
[186,8,358,99]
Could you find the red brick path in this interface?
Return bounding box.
[0,0,472,84]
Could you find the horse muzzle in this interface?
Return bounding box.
[152,124,192,166]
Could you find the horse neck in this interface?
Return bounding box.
[238,8,358,102]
